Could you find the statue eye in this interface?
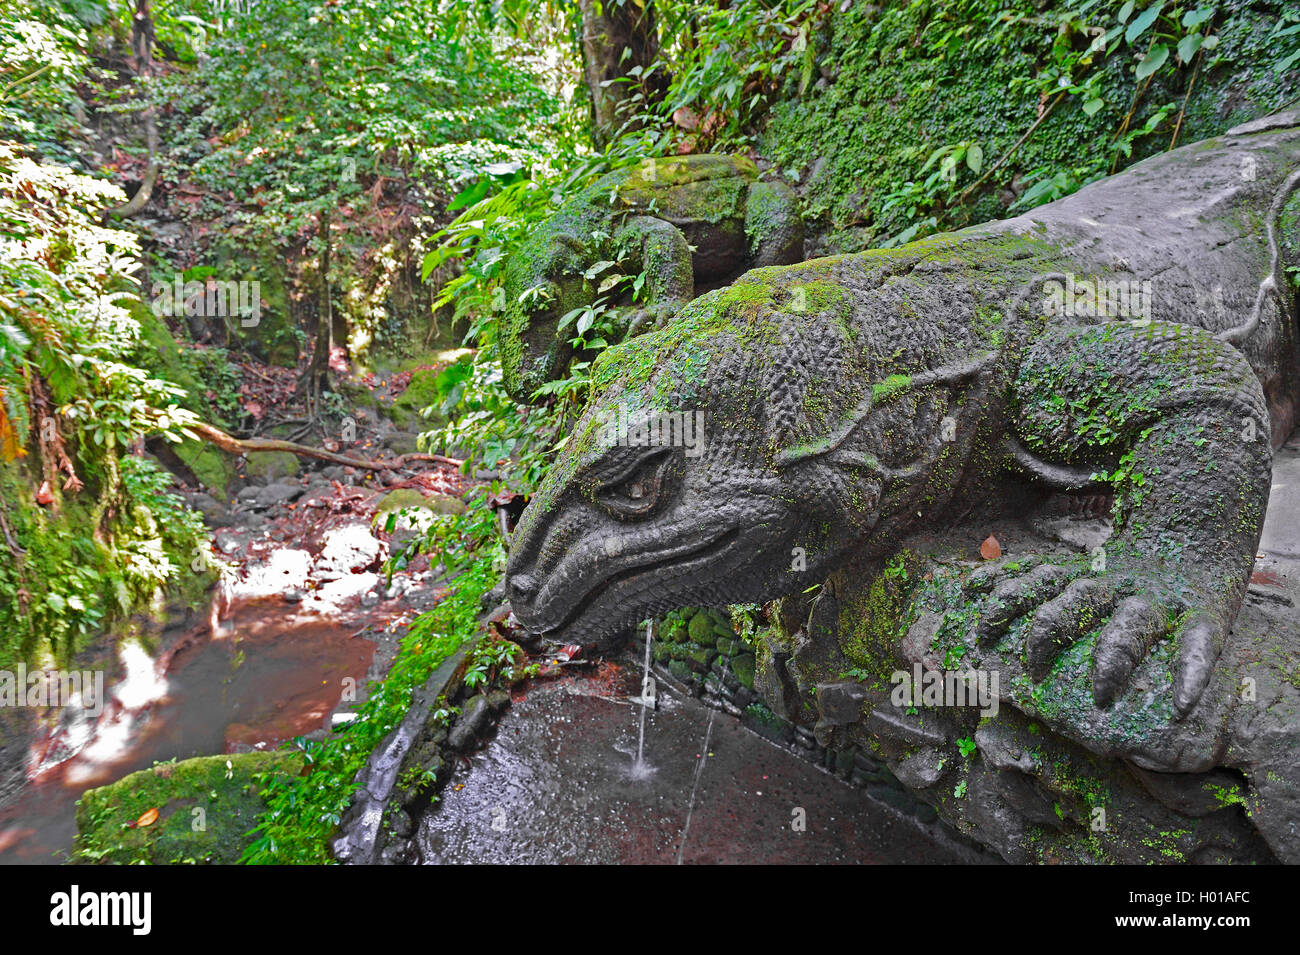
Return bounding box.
[596,450,677,519]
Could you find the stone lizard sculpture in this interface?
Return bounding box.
[499,153,803,401]
[506,111,1300,740]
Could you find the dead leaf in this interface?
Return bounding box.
[0,400,26,462]
[136,807,159,827]
[979,534,1002,560]
[672,106,699,130]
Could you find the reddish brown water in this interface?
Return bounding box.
[0,599,374,864]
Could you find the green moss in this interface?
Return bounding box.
[130,303,238,494]
[617,154,757,220]
[73,751,304,865]
[1014,323,1173,461]
[215,244,298,367]
[242,450,299,482]
[687,610,715,644]
[745,179,794,255]
[837,553,920,689]
[389,366,450,432]
[685,643,716,666]
[133,307,208,401]
[375,487,466,517]
[376,488,429,514]
[0,451,211,671]
[781,279,848,317]
[732,652,757,690]
[872,373,912,404]
[176,437,233,498]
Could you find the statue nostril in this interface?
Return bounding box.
[509,574,538,600]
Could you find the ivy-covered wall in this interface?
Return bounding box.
[765,0,1299,252]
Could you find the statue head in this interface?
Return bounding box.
[499,229,594,403]
[504,268,959,648]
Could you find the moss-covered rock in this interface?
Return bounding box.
[134,308,208,400]
[243,450,299,482]
[687,610,715,644]
[731,653,757,690]
[176,439,233,498]
[375,488,465,518]
[388,366,447,433]
[73,751,304,865]
[375,488,428,515]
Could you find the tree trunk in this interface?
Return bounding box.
[110,0,160,219]
[300,209,333,400]
[577,0,666,148]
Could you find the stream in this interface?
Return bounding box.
[0,463,455,864]
[0,599,374,863]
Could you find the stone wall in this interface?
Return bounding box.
[635,606,984,843]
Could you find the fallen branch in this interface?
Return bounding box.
[188,421,463,472]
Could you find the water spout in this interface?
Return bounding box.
[631,619,656,778]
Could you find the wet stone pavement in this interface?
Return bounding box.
[417,662,985,865]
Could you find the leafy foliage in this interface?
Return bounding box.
[765,0,1300,248]
[154,0,570,267]
[0,134,209,664]
[0,1,96,167]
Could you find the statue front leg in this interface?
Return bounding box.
[973,321,1272,717]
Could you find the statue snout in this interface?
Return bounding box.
[507,572,539,603]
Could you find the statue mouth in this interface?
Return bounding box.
[534,526,742,642]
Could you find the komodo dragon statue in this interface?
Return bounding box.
[500,153,803,402]
[505,113,1300,858]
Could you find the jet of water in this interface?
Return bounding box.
[632,619,656,777]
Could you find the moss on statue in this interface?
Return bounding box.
[837,553,921,690]
[500,153,802,400]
